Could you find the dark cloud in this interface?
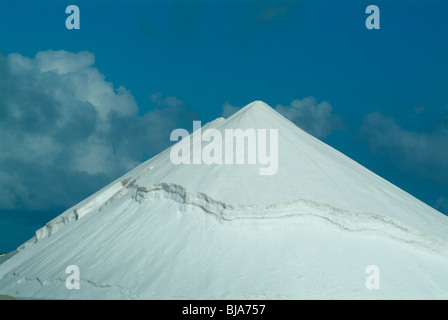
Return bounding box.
[360,111,448,183]
[138,0,300,44]
[171,0,209,37]
[223,0,300,33]
[251,0,300,23]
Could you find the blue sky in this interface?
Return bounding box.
[0,0,447,253]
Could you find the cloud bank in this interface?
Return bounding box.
[360,111,448,183]
[0,50,195,210]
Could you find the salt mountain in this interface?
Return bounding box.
[1,101,447,299]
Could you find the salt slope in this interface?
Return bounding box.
[59,100,448,241]
[0,182,447,299]
[0,101,447,299]
[87,100,448,243]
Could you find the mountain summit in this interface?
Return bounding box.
[1,101,447,299]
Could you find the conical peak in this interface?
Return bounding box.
[246,100,271,108]
[227,100,280,123]
[240,100,273,113]
[222,100,297,132]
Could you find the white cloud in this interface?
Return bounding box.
[0,50,195,210]
[275,97,342,139]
